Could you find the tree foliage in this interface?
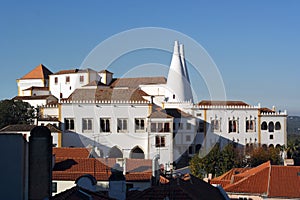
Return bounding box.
[190,142,282,179]
[0,99,34,129]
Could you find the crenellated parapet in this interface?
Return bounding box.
[59,99,150,104]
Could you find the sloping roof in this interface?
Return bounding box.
[210,168,249,188]
[52,186,112,200]
[53,147,91,158]
[213,161,300,198]
[52,68,97,75]
[0,124,36,132]
[83,80,108,87]
[53,157,153,182]
[148,108,193,119]
[259,107,275,113]
[99,69,113,74]
[20,64,52,79]
[13,94,58,101]
[198,100,249,106]
[0,124,61,133]
[110,77,166,88]
[65,88,149,102]
[23,86,49,91]
[128,174,227,200]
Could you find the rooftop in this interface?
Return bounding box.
[211,161,300,198]
[20,64,53,80]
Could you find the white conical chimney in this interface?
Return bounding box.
[180,44,193,103]
[166,41,193,103]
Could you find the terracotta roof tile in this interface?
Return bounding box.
[65,88,149,102]
[268,166,300,198]
[20,64,52,79]
[53,147,91,158]
[110,77,166,88]
[13,94,58,101]
[215,161,300,198]
[198,100,249,106]
[148,108,193,119]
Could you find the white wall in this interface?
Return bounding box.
[49,71,99,99]
[18,79,45,96]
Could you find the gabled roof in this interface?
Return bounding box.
[212,161,300,198]
[65,88,149,102]
[20,64,52,80]
[198,100,249,106]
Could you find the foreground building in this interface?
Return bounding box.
[211,161,300,199]
[14,41,288,168]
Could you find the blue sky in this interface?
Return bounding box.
[0,1,299,115]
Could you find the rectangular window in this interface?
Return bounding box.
[211,119,220,132]
[79,75,84,83]
[270,134,274,140]
[186,135,191,142]
[100,118,111,132]
[151,122,171,132]
[66,76,70,84]
[117,118,128,133]
[82,118,93,132]
[65,118,75,131]
[246,120,256,132]
[135,118,145,132]
[197,121,204,132]
[186,122,192,130]
[54,77,58,84]
[155,136,166,147]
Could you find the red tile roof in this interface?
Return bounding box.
[53,147,91,158]
[65,88,149,102]
[110,77,166,88]
[20,64,52,79]
[212,161,300,198]
[53,156,153,182]
[198,100,249,106]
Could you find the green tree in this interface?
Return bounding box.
[219,143,244,173]
[0,99,34,129]
[190,143,222,178]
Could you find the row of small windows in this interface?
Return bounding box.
[54,75,85,84]
[209,119,281,133]
[65,118,195,133]
[261,121,281,132]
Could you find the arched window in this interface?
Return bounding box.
[268,122,274,132]
[261,122,267,130]
[130,146,145,159]
[108,146,123,158]
[275,122,281,130]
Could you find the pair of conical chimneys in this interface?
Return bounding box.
[166,41,193,103]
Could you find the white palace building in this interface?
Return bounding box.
[14,41,287,168]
